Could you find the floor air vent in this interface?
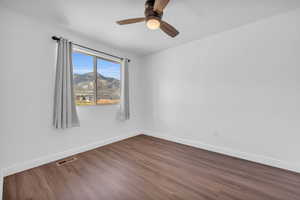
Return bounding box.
[56,157,78,166]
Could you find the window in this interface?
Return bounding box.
[72,50,121,106]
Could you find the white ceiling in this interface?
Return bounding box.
[1,0,300,55]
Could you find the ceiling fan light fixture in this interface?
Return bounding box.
[146,18,160,30]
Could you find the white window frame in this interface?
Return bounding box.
[72,47,121,106]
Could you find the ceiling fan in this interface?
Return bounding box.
[116,0,179,38]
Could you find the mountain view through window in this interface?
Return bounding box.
[73,51,121,105]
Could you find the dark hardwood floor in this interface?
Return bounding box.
[3,135,300,200]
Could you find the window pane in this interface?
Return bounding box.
[73,51,96,106]
[97,58,121,104]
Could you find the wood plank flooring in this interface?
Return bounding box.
[3,135,300,200]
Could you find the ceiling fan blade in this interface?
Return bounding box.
[160,21,179,37]
[154,0,170,13]
[116,18,145,25]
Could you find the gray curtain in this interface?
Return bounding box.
[53,38,79,129]
[119,58,130,120]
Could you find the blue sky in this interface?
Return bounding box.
[73,52,120,80]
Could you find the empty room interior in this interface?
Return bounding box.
[1,0,300,199]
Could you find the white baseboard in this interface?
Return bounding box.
[143,131,300,174]
[3,133,140,177]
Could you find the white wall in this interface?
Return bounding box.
[0,7,144,174]
[0,170,2,199]
[142,9,300,172]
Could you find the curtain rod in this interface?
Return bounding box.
[52,36,130,62]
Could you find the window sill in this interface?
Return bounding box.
[76,103,120,107]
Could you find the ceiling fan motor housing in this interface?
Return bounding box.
[145,0,163,21]
[145,0,155,8]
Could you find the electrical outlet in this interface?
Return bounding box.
[213,131,220,137]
